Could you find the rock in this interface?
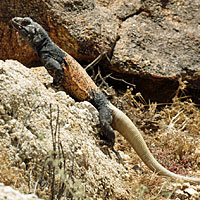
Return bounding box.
[0,59,130,199]
[0,0,199,102]
[0,0,119,66]
[184,187,199,198]
[0,183,42,200]
[175,189,189,199]
[171,183,182,190]
[109,0,141,20]
[182,182,191,189]
[110,0,200,101]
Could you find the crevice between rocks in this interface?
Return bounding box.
[120,5,145,22]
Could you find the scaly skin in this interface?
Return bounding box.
[11,17,200,183]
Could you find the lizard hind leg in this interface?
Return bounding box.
[98,104,123,162]
[98,105,115,147]
[90,91,115,147]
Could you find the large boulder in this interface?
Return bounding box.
[0,59,131,199]
[110,0,200,101]
[0,0,119,66]
[0,0,199,102]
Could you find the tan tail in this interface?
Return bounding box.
[108,103,200,184]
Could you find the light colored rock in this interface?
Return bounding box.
[0,183,42,200]
[184,187,199,197]
[175,189,189,199]
[109,0,141,20]
[171,183,182,189]
[182,182,191,189]
[0,59,130,199]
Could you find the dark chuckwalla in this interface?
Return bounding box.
[11,17,200,183]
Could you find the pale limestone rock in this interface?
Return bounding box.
[0,183,42,200]
[0,60,129,199]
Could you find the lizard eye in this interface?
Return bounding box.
[21,19,31,26]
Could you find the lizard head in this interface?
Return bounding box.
[11,17,49,50]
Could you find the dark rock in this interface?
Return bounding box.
[0,0,199,102]
[0,0,119,66]
[109,0,142,20]
[110,0,200,101]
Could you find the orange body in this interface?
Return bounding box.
[62,53,99,101]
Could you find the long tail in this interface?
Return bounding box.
[108,103,200,184]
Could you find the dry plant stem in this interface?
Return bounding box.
[109,75,136,87]
[85,52,105,71]
[50,104,56,200]
[97,66,109,88]
[49,104,65,200]
[48,104,67,199]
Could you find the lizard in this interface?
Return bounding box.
[11,17,200,184]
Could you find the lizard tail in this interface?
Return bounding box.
[108,103,200,183]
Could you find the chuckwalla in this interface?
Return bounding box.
[11,17,200,183]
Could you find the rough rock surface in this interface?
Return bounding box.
[0,60,200,199]
[0,0,199,102]
[0,183,42,200]
[110,0,200,101]
[0,60,132,199]
[0,0,119,66]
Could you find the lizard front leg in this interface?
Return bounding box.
[44,58,64,86]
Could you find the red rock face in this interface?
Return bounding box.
[0,0,199,102]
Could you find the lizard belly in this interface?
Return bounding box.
[62,53,99,101]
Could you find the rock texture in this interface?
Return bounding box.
[110,0,200,101]
[0,183,42,200]
[0,0,199,102]
[0,0,119,66]
[0,60,200,199]
[0,60,132,199]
